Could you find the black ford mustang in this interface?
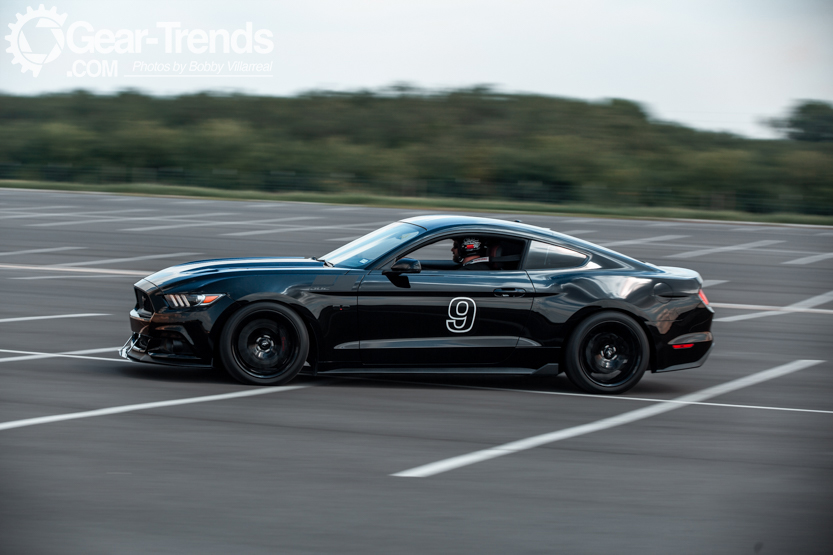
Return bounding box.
[121,215,713,394]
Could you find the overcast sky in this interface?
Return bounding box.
[2,0,831,138]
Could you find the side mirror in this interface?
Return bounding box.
[386,257,421,274]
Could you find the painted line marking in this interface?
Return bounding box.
[601,235,689,248]
[392,360,824,478]
[9,274,136,280]
[52,252,199,268]
[0,384,311,432]
[17,208,156,224]
[702,280,729,288]
[122,215,316,232]
[710,302,833,315]
[223,220,393,237]
[0,347,122,364]
[0,247,86,257]
[0,263,148,276]
[783,252,833,265]
[0,205,72,213]
[714,291,833,322]
[559,229,597,236]
[341,375,833,415]
[0,313,110,324]
[345,373,833,415]
[27,212,233,228]
[326,235,363,242]
[666,239,783,259]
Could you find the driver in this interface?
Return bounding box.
[451,237,491,270]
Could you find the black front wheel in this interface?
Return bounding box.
[219,303,309,386]
[564,311,649,394]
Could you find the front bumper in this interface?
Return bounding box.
[120,332,212,368]
[120,307,214,368]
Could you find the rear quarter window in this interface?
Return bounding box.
[524,241,588,270]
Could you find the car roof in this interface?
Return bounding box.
[401,215,557,238]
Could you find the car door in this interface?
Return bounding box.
[357,239,534,366]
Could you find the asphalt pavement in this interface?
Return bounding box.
[1,188,831,554]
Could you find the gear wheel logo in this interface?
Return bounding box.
[5,5,67,77]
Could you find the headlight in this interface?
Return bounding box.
[164,293,225,308]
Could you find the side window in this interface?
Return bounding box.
[407,239,455,262]
[524,241,588,270]
[402,236,526,271]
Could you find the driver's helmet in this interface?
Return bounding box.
[454,237,486,262]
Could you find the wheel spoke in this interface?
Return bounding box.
[234,317,298,379]
[580,322,641,387]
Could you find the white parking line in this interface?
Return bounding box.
[122,215,317,232]
[10,274,137,280]
[392,360,824,477]
[224,220,392,237]
[0,263,147,276]
[666,239,783,259]
[0,347,122,364]
[0,247,86,257]
[0,205,72,213]
[702,280,729,288]
[559,230,597,236]
[601,235,689,248]
[710,302,833,315]
[16,208,156,223]
[326,235,363,242]
[52,252,199,268]
[783,252,833,265]
[714,291,833,322]
[0,384,311,432]
[27,212,233,228]
[0,313,109,324]
[342,375,833,415]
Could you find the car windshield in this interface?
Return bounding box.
[320,222,425,268]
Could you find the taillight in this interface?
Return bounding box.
[673,344,695,349]
[698,289,709,305]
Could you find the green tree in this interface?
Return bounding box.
[775,101,833,142]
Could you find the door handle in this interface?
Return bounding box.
[493,288,526,297]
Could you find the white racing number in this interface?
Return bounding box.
[446,297,476,333]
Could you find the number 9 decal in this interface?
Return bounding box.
[446,297,476,333]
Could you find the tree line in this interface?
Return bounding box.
[0,87,830,214]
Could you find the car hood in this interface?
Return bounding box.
[141,257,327,288]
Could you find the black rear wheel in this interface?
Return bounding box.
[564,311,649,394]
[219,303,309,385]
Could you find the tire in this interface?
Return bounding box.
[563,311,649,394]
[219,302,309,386]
